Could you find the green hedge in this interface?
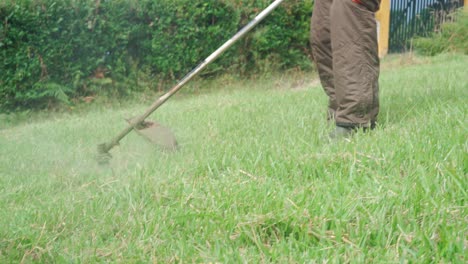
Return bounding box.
[0,0,313,110]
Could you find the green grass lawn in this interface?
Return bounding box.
[0,54,467,263]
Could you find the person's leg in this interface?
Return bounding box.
[330,0,380,128]
[310,0,336,121]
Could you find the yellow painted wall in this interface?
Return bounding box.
[375,0,391,57]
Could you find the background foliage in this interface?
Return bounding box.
[0,0,313,111]
[413,10,468,56]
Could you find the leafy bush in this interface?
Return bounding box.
[0,0,313,111]
[413,10,468,56]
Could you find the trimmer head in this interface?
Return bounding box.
[96,119,177,165]
[97,143,112,165]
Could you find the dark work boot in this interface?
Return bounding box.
[329,126,354,140]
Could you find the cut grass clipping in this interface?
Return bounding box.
[0,54,467,262]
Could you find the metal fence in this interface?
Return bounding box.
[389,0,464,52]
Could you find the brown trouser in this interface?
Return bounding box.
[311,0,381,128]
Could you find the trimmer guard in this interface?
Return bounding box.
[127,118,178,151]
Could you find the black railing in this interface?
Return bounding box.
[389,0,464,52]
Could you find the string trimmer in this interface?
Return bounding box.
[97,0,286,164]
